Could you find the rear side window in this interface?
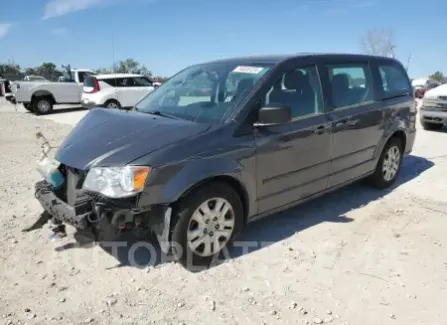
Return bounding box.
[133,77,153,86]
[327,64,374,109]
[101,78,134,87]
[101,78,118,87]
[378,63,412,98]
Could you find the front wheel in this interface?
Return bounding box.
[170,182,244,268]
[421,121,443,131]
[103,99,121,109]
[369,138,403,189]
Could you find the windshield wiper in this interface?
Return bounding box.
[147,111,177,119]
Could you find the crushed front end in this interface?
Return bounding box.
[32,132,172,252]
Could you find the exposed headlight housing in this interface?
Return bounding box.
[82,166,151,198]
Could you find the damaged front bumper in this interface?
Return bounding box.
[34,180,173,253]
[32,131,173,253]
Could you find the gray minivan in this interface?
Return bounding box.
[32,53,416,266]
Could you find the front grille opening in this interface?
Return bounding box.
[54,164,88,204]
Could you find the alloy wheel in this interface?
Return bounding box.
[382,145,401,181]
[186,198,235,257]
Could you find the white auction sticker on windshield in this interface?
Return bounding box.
[232,66,264,74]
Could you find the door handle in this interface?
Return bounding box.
[335,120,347,128]
[347,119,359,126]
[313,124,329,134]
[335,119,359,128]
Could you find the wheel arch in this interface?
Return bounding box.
[103,98,121,107]
[31,90,55,103]
[178,175,250,225]
[375,127,408,162]
[389,129,407,151]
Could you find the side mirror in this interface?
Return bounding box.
[254,105,291,126]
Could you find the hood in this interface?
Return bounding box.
[425,84,447,97]
[55,108,209,170]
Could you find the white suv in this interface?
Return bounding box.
[81,74,155,109]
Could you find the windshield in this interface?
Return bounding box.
[134,62,272,123]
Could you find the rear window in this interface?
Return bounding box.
[84,76,97,88]
[378,63,412,98]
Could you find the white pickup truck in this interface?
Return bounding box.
[12,69,95,114]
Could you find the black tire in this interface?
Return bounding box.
[170,182,244,269]
[421,121,443,131]
[369,137,403,189]
[103,99,121,109]
[32,96,54,115]
[23,103,33,112]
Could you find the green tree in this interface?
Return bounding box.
[154,76,169,82]
[36,62,60,80]
[137,65,152,77]
[429,71,446,83]
[0,60,22,80]
[23,67,38,76]
[113,58,152,76]
[94,67,113,74]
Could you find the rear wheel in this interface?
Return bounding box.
[421,121,443,131]
[33,97,54,115]
[369,138,403,189]
[103,99,121,109]
[170,182,244,268]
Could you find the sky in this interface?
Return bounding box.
[0,0,446,78]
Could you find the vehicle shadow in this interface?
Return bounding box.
[24,106,87,115]
[54,155,434,271]
[430,126,447,133]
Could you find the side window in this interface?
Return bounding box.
[133,77,153,87]
[102,78,118,87]
[123,78,135,87]
[378,63,412,97]
[327,64,373,109]
[78,72,87,83]
[264,65,324,120]
[106,78,134,88]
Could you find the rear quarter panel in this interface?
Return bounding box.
[374,96,416,157]
[20,82,82,104]
[82,81,114,106]
[370,58,416,159]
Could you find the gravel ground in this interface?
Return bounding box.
[1,98,447,325]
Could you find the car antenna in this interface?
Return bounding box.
[405,52,412,72]
[111,33,118,91]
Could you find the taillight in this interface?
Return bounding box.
[93,79,100,93]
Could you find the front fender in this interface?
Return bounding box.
[137,157,257,216]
